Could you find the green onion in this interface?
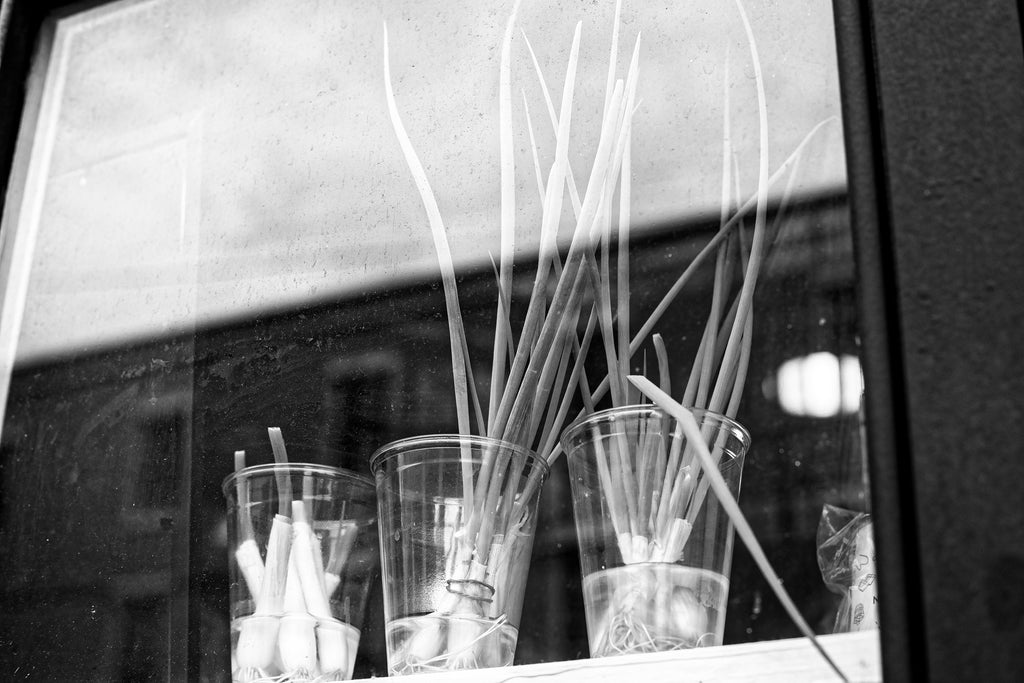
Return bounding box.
[383,0,841,671]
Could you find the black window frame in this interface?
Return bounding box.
[831,2,1024,682]
[2,1,1022,680]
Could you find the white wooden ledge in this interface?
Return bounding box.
[355,630,881,682]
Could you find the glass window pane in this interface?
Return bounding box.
[0,0,876,679]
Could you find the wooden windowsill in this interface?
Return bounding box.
[355,630,881,682]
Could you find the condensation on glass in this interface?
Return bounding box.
[0,0,872,679]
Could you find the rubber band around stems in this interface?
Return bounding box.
[446,578,496,604]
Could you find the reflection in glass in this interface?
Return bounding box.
[0,0,869,679]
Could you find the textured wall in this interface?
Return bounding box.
[864,1,1024,681]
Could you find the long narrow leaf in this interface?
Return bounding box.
[488,0,522,434]
[383,23,472,437]
[383,24,475,524]
[487,253,517,366]
[652,333,671,397]
[697,234,733,407]
[616,37,641,406]
[726,311,753,419]
[595,195,624,407]
[521,89,546,205]
[708,0,771,416]
[628,376,848,682]
[471,27,587,554]
[695,57,736,407]
[521,31,583,216]
[532,326,573,445]
[507,305,599,535]
[537,304,599,460]
[268,427,291,517]
[497,75,623,447]
[457,321,487,436]
[488,22,583,444]
[602,0,623,119]
[518,259,591,448]
[500,77,635,538]
[615,135,633,404]
[681,308,713,409]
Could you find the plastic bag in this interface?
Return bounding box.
[816,504,879,633]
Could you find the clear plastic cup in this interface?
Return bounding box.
[370,435,549,675]
[223,463,377,682]
[561,406,749,656]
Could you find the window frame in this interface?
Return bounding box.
[832,1,1024,682]
[2,0,1022,680]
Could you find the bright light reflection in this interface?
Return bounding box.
[776,352,863,418]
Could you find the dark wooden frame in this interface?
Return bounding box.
[2,0,1023,680]
[832,1,1024,682]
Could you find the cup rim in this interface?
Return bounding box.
[221,462,375,497]
[369,433,548,475]
[560,404,751,451]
